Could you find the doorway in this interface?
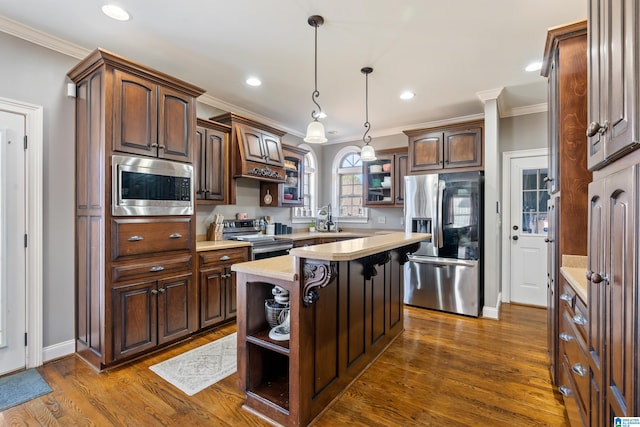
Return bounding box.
[502,148,549,307]
[0,97,43,375]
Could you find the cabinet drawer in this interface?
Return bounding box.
[559,281,577,312]
[560,310,589,415]
[112,253,192,283]
[199,247,248,266]
[559,360,587,427]
[113,218,192,259]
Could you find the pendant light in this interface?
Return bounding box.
[360,67,376,161]
[304,15,328,143]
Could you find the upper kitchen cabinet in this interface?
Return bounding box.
[195,118,230,204]
[404,121,483,174]
[211,113,286,186]
[363,147,408,207]
[587,0,640,170]
[260,144,308,207]
[68,49,202,164]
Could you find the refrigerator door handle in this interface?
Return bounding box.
[407,254,477,268]
[436,180,446,249]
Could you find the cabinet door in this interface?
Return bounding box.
[547,196,558,384]
[604,165,636,421]
[394,151,408,206]
[408,132,443,172]
[225,267,238,319]
[157,273,192,344]
[237,124,266,163]
[444,127,482,169]
[588,0,639,169]
[262,131,284,167]
[364,155,394,205]
[113,70,157,157]
[547,55,560,194]
[281,148,304,206]
[158,86,193,162]
[196,125,228,202]
[199,265,225,328]
[112,279,157,360]
[587,178,605,426]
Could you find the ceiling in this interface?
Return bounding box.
[0,0,586,143]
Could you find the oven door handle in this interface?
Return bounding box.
[251,243,294,254]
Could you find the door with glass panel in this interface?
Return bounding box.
[509,156,549,306]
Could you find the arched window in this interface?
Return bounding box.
[332,146,367,222]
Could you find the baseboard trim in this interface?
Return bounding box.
[43,339,75,363]
[482,292,502,319]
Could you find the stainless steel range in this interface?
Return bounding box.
[222,219,293,260]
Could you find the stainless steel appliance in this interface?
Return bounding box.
[404,171,483,316]
[222,219,293,260]
[112,154,194,216]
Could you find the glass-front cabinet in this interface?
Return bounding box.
[260,144,308,207]
[363,148,408,207]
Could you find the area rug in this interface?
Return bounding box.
[0,368,52,411]
[150,332,237,396]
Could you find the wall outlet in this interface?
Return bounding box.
[378,216,386,224]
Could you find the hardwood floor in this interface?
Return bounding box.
[0,304,567,426]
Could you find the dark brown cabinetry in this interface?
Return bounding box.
[404,122,483,174]
[587,167,637,424]
[211,114,287,201]
[195,118,230,204]
[113,273,193,361]
[362,148,408,207]
[260,144,308,207]
[541,20,592,387]
[587,0,640,170]
[198,247,248,329]
[68,49,204,370]
[557,278,589,426]
[113,69,196,163]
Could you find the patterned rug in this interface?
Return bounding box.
[149,333,237,396]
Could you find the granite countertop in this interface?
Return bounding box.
[196,240,251,252]
[288,232,430,261]
[231,255,298,282]
[560,255,588,302]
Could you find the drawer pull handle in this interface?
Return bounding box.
[573,313,587,326]
[128,235,144,242]
[169,233,182,239]
[150,265,165,273]
[559,332,574,342]
[220,255,230,261]
[558,385,572,397]
[559,293,572,302]
[571,363,587,377]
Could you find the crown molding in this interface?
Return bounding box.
[0,16,90,59]
[500,102,547,118]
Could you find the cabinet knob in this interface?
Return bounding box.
[558,385,572,397]
[559,293,572,303]
[571,363,587,377]
[158,145,166,149]
[573,313,587,326]
[591,272,604,284]
[559,332,574,342]
[151,289,158,295]
[586,121,608,137]
[543,177,553,183]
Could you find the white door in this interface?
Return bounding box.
[0,111,27,375]
[509,155,549,307]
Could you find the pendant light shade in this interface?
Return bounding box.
[360,67,376,160]
[304,15,328,143]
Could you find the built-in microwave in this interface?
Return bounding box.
[112,155,194,216]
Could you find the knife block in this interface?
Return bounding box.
[207,223,223,241]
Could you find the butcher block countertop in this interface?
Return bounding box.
[288,232,429,261]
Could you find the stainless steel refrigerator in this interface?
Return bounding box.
[404,171,483,317]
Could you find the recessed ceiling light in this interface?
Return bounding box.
[400,91,415,100]
[102,4,130,21]
[525,61,542,72]
[246,77,262,87]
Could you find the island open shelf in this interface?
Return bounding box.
[232,232,429,427]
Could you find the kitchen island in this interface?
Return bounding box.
[231,232,429,427]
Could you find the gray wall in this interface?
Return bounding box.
[0,32,77,347]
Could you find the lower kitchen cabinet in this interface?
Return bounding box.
[198,247,249,329]
[112,272,193,361]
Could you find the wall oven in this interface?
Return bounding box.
[112,155,194,216]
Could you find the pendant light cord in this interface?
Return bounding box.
[310,20,322,120]
[362,68,372,144]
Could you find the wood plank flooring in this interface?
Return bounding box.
[0,304,567,426]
